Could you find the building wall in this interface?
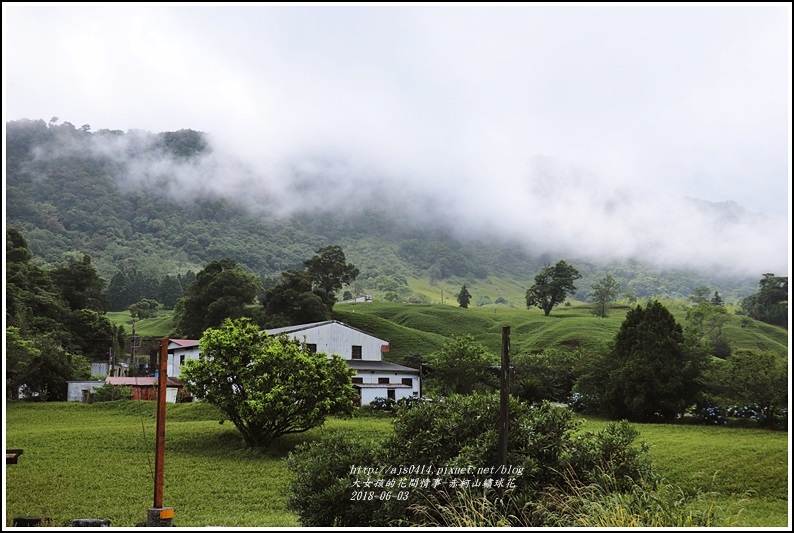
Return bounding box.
[359,387,415,406]
[167,346,200,378]
[354,371,417,388]
[66,381,106,402]
[279,322,388,361]
[131,386,181,403]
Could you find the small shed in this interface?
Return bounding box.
[105,376,184,403]
[66,380,106,402]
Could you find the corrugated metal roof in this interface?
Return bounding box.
[266,320,388,345]
[169,339,199,348]
[105,377,183,387]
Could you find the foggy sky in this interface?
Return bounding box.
[3,3,791,277]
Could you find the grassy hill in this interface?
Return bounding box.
[107,301,788,367]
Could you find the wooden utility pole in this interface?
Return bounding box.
[146,337,174,526]
[498,325,510,476]
[154,337,167,508]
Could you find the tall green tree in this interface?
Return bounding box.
[706,350,787,429]
[303,245,360,306]
[457,284,472,308]
[6,327,90,401]
[262,269,330,327]
[685,301,731,358]
[158,275,184,309]
[6,228,68,334]
[173,258,262,339]
[576,301,708,422]
[49,254,109,312]
[741,273,788,327]
[525,260,581,316]
[65,308,117,361]
[181,318,357,447]
[689,285,711,305]
[591,274,621,318]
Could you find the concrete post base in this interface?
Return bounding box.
[145,507,174,527]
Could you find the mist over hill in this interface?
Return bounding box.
[5,118,782,304]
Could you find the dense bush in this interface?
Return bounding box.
[369,396,396,412]
[91,384,132,402]
[370,396,424,413]
[285,393,658,526]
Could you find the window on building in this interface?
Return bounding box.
[179,355,185,365]
[352,377,363,384]
[351,345,362,359]
[387,389,396,400]
[378,377,390,384]
[401,378,412,386]
[306,343,317,354]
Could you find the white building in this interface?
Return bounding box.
[66,380,105,402]
[266,320,420,405]
[167,320,420,405]
[167,339,200,379]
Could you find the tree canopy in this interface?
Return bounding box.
[174,258,262,339]
[426,335,497,395]
[180,317,357,447]
[6,228,105,400]
[263,246,358,327]
[49,254,109,312]
[576,300,708,422]
[525,260,582,316]
[262,269,331,327]
[303,245,360,306]
[741,273,788,327]
[706,349,787,429]
[590,274,620,318]
[457,284,472,308]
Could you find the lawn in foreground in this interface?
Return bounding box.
[4,401,788,527]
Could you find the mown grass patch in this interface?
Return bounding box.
[106,310,175,338]
[4,401,392,527]
[6,401,787,527]
[575,415,789,527]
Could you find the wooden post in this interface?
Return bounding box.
[154,337,168,509]
[498,325,510,477]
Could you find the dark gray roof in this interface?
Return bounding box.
[347,360,420,374]
[353,383,412,389]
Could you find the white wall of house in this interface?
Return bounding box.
[358,385,415,405]
[352,371,419,405]
[167,342,200,378]
[66,380,105,402]
[267,321,388,361]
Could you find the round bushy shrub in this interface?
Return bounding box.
[285,393,657,527]
[91,384,132,402]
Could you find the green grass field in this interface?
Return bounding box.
[334,301,788,364]
[106,301,787,364]
[4,401,788,527]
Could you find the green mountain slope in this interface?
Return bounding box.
[5,118,763,307]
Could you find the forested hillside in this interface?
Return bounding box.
[6,118,762,307]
